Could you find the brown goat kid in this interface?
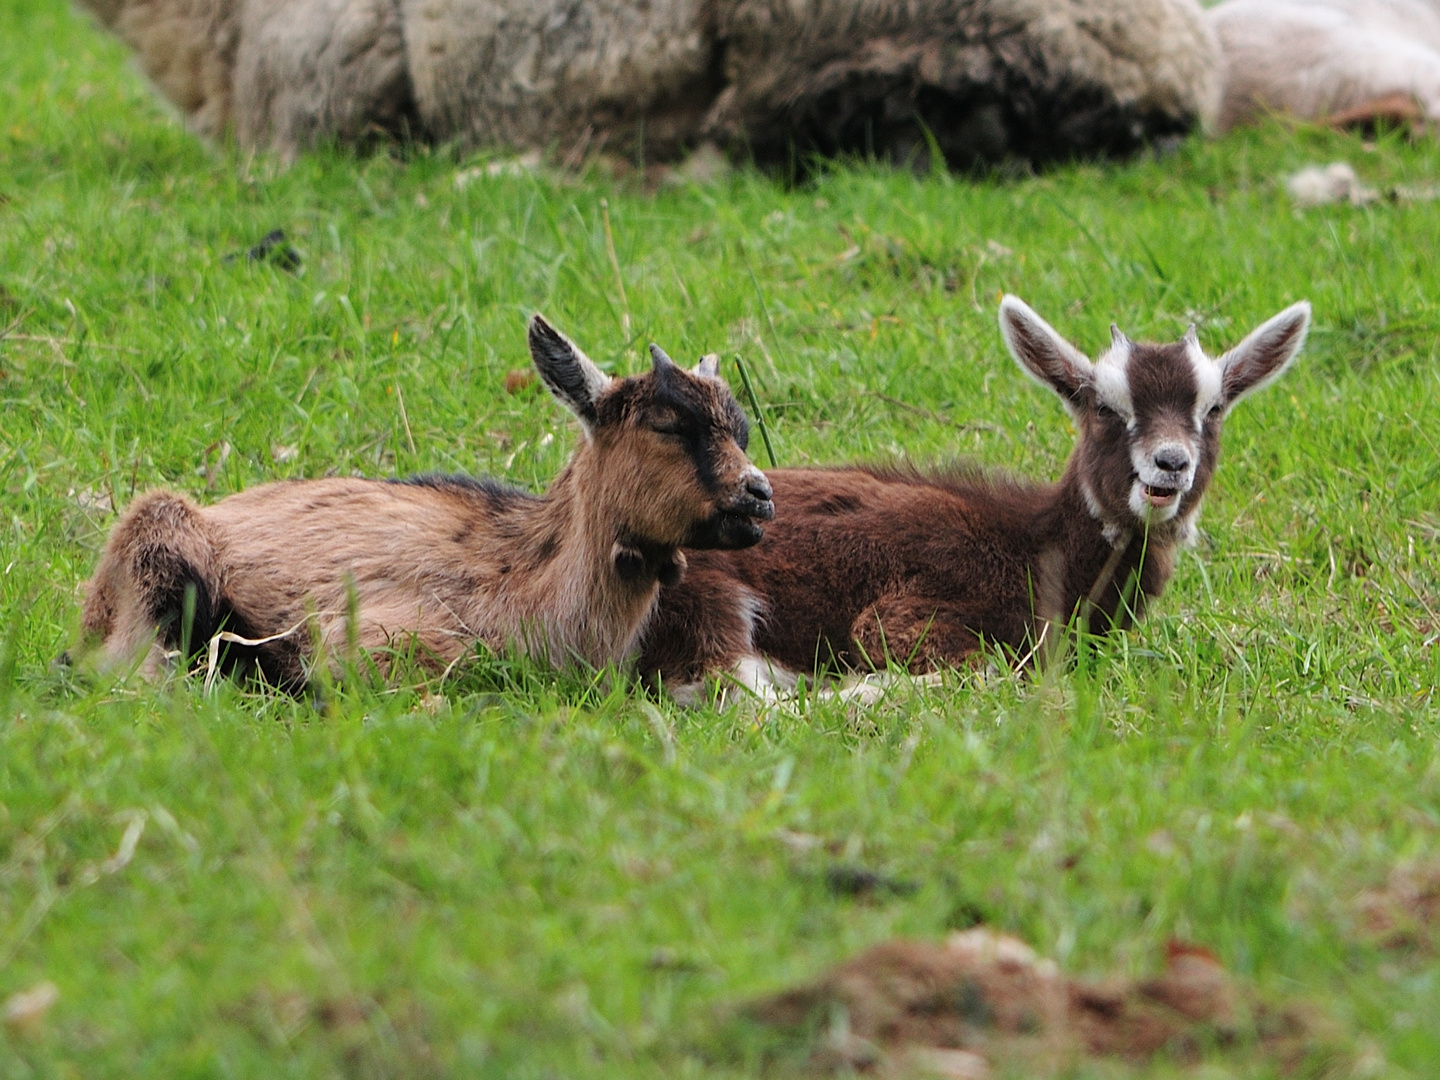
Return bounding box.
[639,295,1310,699]
[77,316,774,688]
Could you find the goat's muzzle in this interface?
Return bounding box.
[1128,437,1197,521]
[687,469,774,550]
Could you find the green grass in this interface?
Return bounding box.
[3,0,1440,1075]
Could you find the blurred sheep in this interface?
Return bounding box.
[76,0,1221,168]
[1210,0,1440,131]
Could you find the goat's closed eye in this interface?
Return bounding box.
[652,415,697,440]
[1094,402,1117,420]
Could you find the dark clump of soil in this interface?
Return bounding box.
[823,864,920,901]
[222,228,302,272]
[1356,860,1440,950]
[742,928,1328,1076]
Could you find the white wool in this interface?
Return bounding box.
[1285,162,1378,207]
[713,0,1222,143]
[1211,0,1440,131]
[77,0,1223,160]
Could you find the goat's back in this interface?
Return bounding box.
[198,475,544,661]
[645,466,1057,678]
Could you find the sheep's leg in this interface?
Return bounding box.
[1327,92,1426,133]
[79,491,224,679]
[850,594,982,673]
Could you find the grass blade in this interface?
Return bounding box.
[734,352,778,468]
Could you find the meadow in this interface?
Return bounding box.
[2,0,1439,1074]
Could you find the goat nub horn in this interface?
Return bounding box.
[649,343,676,371]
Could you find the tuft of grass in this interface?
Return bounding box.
[2,0,1439,1074]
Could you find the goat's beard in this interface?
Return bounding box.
[683,508,767,550]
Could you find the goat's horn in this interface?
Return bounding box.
[649,343,676,371]
[1183,323,1199,346]
[1109,323,1130,347]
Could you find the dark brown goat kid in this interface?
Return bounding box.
[639,295,1310,700]
[76,316,774,688]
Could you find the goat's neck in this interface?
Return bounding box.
[1038,460,1180,637]
[510,447,669,666]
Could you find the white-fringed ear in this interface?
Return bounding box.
[999,295,1095,414]
[1218,301,1311,404]
[693,353,721,379]
[528,315,613,432]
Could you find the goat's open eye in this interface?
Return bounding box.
[1095,402,1117,421]
[1207,403,1223,420]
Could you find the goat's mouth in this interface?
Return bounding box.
[685,494,775,550]
[1142,483,1180,508]
[1126,474,1189,522]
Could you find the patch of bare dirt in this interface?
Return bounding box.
[1356,860,1440,950]
[222,988,439,1074]
[503,369,536,394]
[745,928,1327,1076]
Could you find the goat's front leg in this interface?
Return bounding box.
[849,594,983,673]
[639,570,767,690]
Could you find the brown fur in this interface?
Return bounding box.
[639,296,1310,692]
[75,319,773,688]
[640,464,1166,684]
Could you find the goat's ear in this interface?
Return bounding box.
[693,353,721,380]
[529,315,612,430]
[1217,301,1311,404]
[998,295,1094,410]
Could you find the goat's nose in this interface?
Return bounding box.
[745,471,773,503]
[1154,447,1190,474]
